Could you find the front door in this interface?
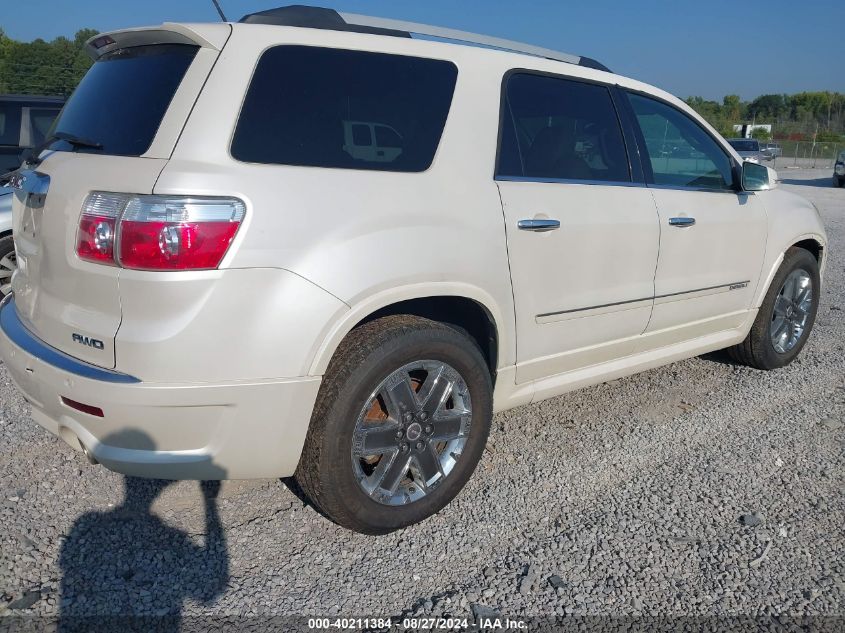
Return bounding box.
[496,73,660,383]
[624,93,767,337]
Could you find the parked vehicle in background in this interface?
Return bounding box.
[0,95,65,173]
[834,150,845,187]
[762,142,782,159]
[727,138,768,163]
[0,187,13,297]
[0,6,828,534]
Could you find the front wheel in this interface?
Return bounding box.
[295,315,493,534]
[729,247,820,370]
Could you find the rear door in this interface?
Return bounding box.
[623,92,767,338]
[496,73,660,383]
[10,30,226,367]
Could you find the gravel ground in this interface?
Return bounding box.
[0,168,843,627]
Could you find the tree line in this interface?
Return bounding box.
[686,93,845,142]
[0,28,95,97]
[1,28,843,142]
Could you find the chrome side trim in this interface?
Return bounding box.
[537,296,652,318]
[536,281,751,319]
[0,297,140,384]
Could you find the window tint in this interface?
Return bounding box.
[232,46,458,172]
[628,94,733,190]
[0,104,21,146]
[51,45,197,156]
[497,73,629,182]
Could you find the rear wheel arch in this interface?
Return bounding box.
[310,291,504,382]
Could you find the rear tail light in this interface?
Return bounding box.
[77,193,245,271]
[77,192,124,265]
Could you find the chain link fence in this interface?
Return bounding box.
[771,140,843,169]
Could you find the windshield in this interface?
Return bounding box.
[729,139,760,152]
[49,44,198,156]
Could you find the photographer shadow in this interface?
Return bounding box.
[58,429,229,632]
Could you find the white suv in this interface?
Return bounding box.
[0,7,827,533]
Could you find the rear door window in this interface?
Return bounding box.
[497,72,630,183]
[231,46,458,172]
[50,44,198,156]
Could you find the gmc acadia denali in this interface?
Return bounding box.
[0,6,827,533]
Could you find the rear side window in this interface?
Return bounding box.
[50,44,198,156]
[231,46,458,172]
[497,73,630,183]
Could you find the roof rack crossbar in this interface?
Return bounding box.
[239,6,610,72]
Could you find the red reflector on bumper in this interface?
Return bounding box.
[61,397,104,418]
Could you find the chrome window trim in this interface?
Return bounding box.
[0,296,140,384]
[496,175,753,195]
[647,183,748,195]
[495,175,644,188]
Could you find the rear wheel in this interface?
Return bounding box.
[295,315,493,534]
[728,247,820,370]
[835,176,844,188]
[0,236,16,297]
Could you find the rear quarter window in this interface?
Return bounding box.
[231,46,458,172]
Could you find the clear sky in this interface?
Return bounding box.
[4,0,843,101]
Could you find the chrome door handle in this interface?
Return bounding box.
[518,219,560,232]
[668,217,696,227]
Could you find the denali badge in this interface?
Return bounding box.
[72,333,105,350]
[729,282,749,291]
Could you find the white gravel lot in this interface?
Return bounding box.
[0,168,843,628]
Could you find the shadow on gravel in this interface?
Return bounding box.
[57,430,229,632]
[699,349,739,366]
[280,476,334,523]
[779,176,837,188]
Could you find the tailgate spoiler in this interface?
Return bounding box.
[85,23,232,60]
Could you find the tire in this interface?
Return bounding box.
[295,315,493,534]
[728,247,820,370]
[835,176,844,188]
[0,235,16,297]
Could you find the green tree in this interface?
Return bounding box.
[0,28,96,96]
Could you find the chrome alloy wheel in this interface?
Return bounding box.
[770,268,813,354]
[0,250,15,297]
[352,360,472,506]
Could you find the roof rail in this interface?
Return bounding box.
[239,5,611,72]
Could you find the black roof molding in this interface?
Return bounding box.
[577,57,611,72]
[239,5,609,72]
[239,5,411,38]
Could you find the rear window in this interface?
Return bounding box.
[231,46,458,172]
[49,44,198,156]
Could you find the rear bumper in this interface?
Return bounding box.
[0,294,321,479]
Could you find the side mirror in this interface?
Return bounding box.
[741,161,778,191]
